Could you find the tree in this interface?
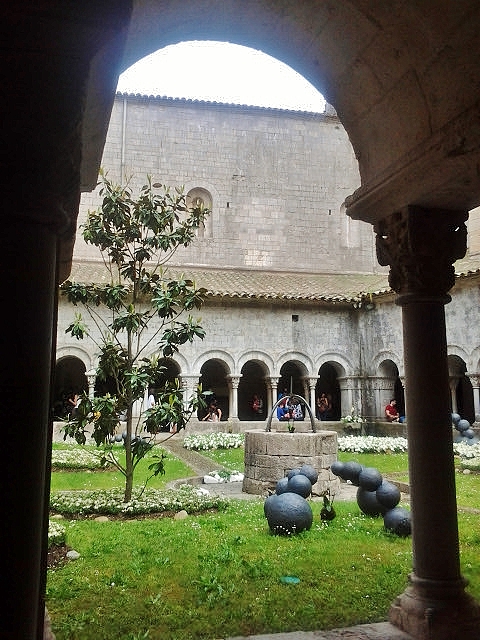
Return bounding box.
[61,172,209,501]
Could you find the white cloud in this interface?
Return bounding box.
[117,41,325,113]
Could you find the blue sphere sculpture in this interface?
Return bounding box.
[356,486,386,517]
[464,428,475,439]
[299,464,319,485]
[457,419,471,433]
[451,412,461,426]
[358,467,383,491]
[383,507,412,537]
[287,468,302,480]
[330,460,345,477]
[287,474,312,498]
[275,477,289,495]
[342,461,364,485]
[264,492,313,535]
[376,480,401,510]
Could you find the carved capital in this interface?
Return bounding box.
[375,206,467,301]
[227,375,242,389]
[466,373,480,388]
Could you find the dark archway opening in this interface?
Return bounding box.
[53,357,87,419]
[199,359,230,420]
[238,360,268,420]
[316,362,341,420]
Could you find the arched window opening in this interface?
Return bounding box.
[316,363,341,421]
[186,187,213,238]
[199,359,229,420]
[53,357,87,420]
[449,355,475,424]
[238,360,268,420]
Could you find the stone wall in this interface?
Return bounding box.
[242,429,341,496]
[75,94,379,275]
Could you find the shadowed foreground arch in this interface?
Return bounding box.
[4,2,480,638]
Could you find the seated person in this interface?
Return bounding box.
[291,399,304,421]
[277,398,293,421]
[202,400,222,422]
[316,393,332,420]
[385,398,400,422]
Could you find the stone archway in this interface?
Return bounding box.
[5,3,480,638]
[315,362,342,421]
[199,358,230,420]
[53,356,88,419]
[238,359,269,421]
[449,354,475,424]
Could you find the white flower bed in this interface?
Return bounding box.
[50,485,229,516]
[48,520,66,546]
[337,436,408,453]
[338,435,480,459]
[183,432,245,451]
[51,448,108,470]
[453,441,480,459]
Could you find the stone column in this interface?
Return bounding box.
[375,206,480,639]
[466,373,480,422]
[449,376,461,414]
[337,376,361,417]
[267,376,281,420]
[179,374,200,416]
[370,375,396,419]
[86,369,97,399]
[305,376,319,415]
[227,375,241,421]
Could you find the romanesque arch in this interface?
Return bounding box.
[197,356,232,420]
[238,358,270,421]
[53,355,89,419]
[448,353,475,424]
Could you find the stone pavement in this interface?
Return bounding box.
[159,434,415,640]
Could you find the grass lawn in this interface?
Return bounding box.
[50,443,193,491]
[46,442,480,640]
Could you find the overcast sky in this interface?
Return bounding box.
[117,41,325,113]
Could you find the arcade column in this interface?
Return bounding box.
[375,206,480,639]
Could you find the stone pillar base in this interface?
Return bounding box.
[389,575,480,640]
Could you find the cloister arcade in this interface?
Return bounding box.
[6,2,480,638]
[55,348,480,428]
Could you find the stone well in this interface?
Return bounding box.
[242,429,340,496]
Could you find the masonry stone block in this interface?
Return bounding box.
[242,431,339,496]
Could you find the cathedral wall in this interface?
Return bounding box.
[75,95,380,274]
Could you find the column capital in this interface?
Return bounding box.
[466,372,480,388]
[227,375,242,389]
[375,206,468,302]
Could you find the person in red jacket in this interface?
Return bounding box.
[385,398,400,422]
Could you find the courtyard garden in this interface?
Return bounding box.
[46,435,480,640]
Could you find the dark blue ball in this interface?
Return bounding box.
[376,480,401,510]
[464,428,475,439]
[342,461,364,485]
[288,474,312,498]
[264,492,313,535]
[383,507,412,537]
[300,464,318,485]
[330,460,345,477]
[451,412,461,426]
[356,486,386,517]
[457,419,471,433]
[275,477,289,495]
[358,467,383,491]
[287,468,302,479]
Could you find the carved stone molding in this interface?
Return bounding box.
[375,206,467,301]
